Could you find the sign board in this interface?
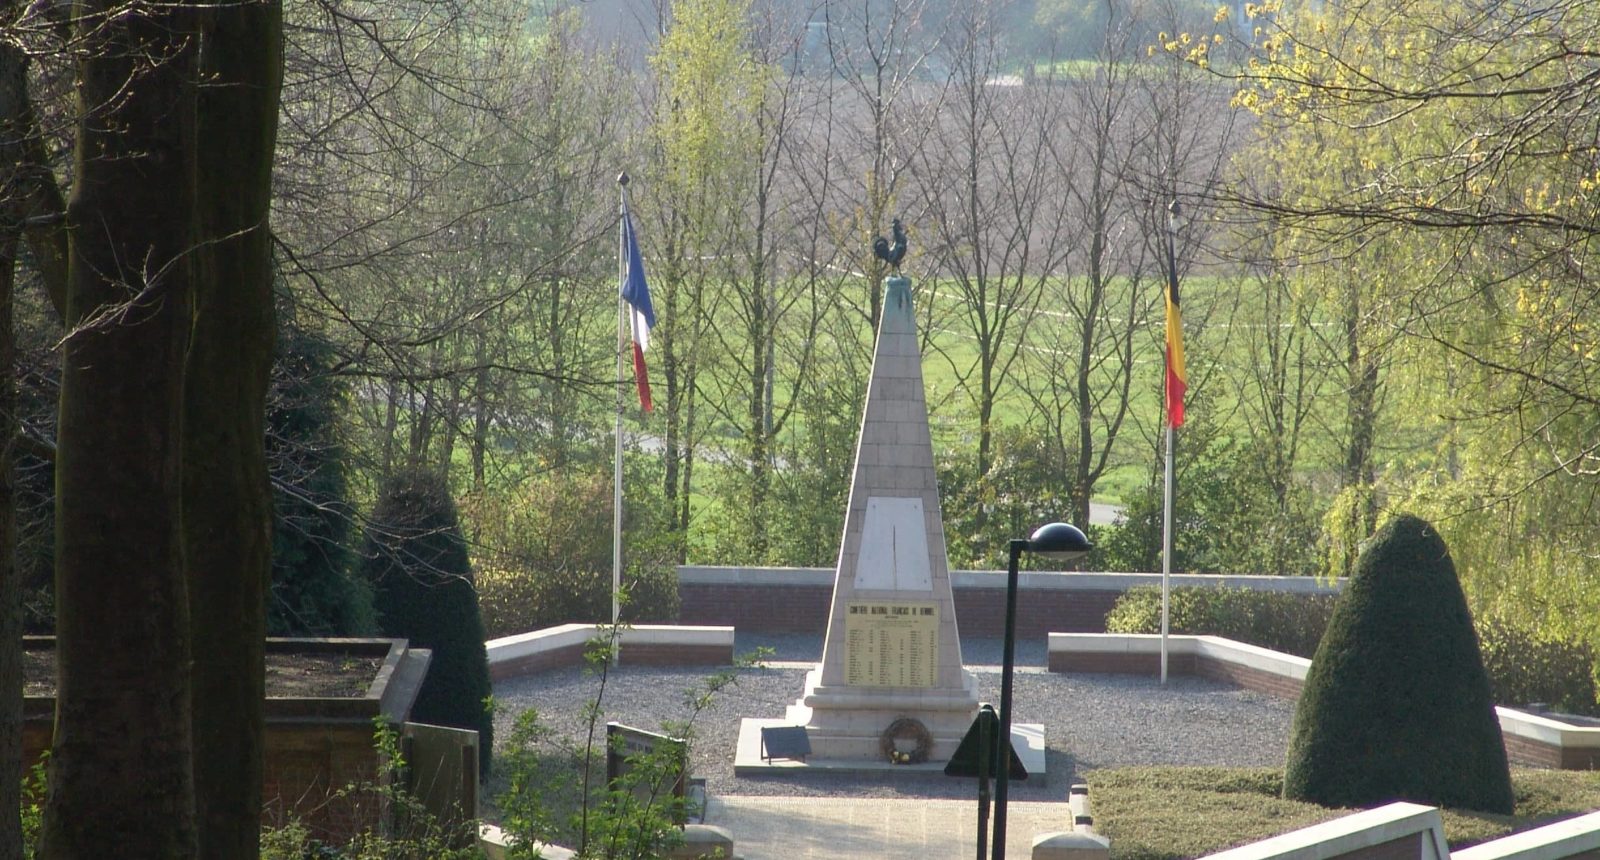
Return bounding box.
[402,721,480,835]
[759,725,812,762]
[944,705,1028,780]
[605,722,688,824]
[844,601,939,687]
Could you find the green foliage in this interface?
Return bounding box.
[1477,619,1600,717]
[1283,514,1512,813]
[1105,586,1338,659]
[939,425,1079,570]
[762,406,856,568]
[20,754,45,859]
[1094,413,1322,576]
[465,468,680,639]
[1090,766,1600,860]
[360,468,495,775]
[495,628,769,858]
[267,306,376,637]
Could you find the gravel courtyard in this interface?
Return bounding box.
[489,632,1296,802]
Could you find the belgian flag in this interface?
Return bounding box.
[1164,241,1186,428]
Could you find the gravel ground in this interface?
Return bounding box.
[490,633,1295,802]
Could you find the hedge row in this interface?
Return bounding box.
[1104,586,1338,659]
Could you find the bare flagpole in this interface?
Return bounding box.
[1161,200,1184,686]
[614,173,630,638]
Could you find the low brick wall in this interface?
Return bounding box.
[1491,709,1600,771]
[485,624,737,682]
[1049,633,1600,770]
[677,567,1340,638]
[1049,634,1310,700]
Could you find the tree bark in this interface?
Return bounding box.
[185,3,281,858]
[0,158,19,860]
[41,2,200,854]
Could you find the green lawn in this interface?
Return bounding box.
[1089,766,1600,860]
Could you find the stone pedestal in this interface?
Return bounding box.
[785,665,980,761]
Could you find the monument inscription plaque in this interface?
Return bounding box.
[844,601,938,687]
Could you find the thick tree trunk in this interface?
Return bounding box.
[41,3,200,855]
[0,219,18,860]
[185,4,281,858]
[0,27,29,860]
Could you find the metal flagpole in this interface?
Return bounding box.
[1160,200,1182,686]
[1161,424,1173,685]
[614,173,629,639]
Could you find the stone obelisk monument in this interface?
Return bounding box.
[781,268,980,762]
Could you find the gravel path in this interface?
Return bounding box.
[490,633,1295,802]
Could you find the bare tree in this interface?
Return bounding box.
[908,0,1071,550]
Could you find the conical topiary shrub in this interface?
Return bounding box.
[360,468,494,776]
[1283,514,1511,813]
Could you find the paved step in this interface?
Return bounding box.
[705,795,1073,860]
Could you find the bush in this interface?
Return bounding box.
[464,471,679,639]
[1478,619,1600,716]
[1104,586,1337,658]
[266,313,375,636]
[359,468,494,775]
[1282,514,1512,813]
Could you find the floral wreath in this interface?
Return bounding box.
[879,717,933,765]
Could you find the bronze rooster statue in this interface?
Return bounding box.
[872,218,908,271]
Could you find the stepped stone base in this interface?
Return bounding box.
[779,666,980,761]
[733,715,1047,782]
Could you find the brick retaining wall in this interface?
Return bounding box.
[675,580,1124,637]
[677,567,1340,637]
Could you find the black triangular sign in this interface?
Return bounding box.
[944,704,1027,780]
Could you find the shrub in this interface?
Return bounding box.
[1282,514,1512,813]
[1104,586,1338,658]
[359,468,494,775]
[266,314,375,636]
[1478,619,1600,716]
[463,471,679,639]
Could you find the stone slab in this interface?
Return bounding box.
[705,795,1070,860]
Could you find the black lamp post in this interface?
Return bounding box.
[992,521,1092,860]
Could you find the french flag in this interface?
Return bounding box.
[620,207,656,412]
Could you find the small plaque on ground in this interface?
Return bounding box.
[760,725,812,762]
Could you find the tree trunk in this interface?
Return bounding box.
[0,25,32,860]
[185,4,281,858]
[1343,286,1379,535]
[0,190,19,860]
[42,3,200,854]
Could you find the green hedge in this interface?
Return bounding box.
[1479,619,1600,716]
[1282,514,1512,813]
[476,563,680,640]
[1104,586,1337,659]
[359,468,494,776]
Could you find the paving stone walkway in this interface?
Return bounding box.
[705,795,1074,859]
